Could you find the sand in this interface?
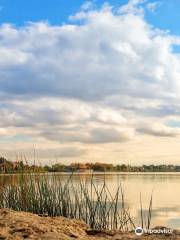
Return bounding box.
[0,209,179,239]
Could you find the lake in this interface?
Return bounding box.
[0,172,180,229]
[53,172,180,229]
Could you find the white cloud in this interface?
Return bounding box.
[137,123,180,137]
[146,2,160,12]
[81,1,95,11]
[0,3,179,103]
[119,0,146,15]
[0,1,180,163]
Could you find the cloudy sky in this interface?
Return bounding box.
[1,0,180,165]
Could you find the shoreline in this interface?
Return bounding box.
[1,171,180,175]
[0,209,179,239]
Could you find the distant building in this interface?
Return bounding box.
[0,158,22,173]
[70,163,93,173]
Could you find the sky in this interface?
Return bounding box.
[1,0,180,35]
[1,0,180,165]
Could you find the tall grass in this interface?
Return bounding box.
[0,172,153,231]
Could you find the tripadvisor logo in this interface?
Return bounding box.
[135,227,173,236]
[135,227,143,236]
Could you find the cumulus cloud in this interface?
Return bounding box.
[119,0,146,15]
[40,125,134,144]
[88,127,134,143]
[0,98,126,128]
[146,2,160,12]
[137,124,180,137]
[0,4,180,102]
[0,0,180,163]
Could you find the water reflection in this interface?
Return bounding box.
[0,174,19,187]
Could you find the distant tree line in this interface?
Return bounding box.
[44,162,180,172]
[0,157,44,174]
[1,156,180,173]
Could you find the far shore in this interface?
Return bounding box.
[1,157,180,174]
[1,171,180,176]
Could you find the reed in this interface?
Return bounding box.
[0,172,153,231]
[139,190,153,230]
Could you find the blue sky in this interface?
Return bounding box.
[0,0,180,35]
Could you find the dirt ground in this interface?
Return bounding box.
[0,209,179,240]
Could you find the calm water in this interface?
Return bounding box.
[0,172,180,229]
[55,172,180,229]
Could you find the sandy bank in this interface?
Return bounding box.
[0,209,179,239]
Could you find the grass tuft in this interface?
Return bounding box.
[0,172,153,231]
